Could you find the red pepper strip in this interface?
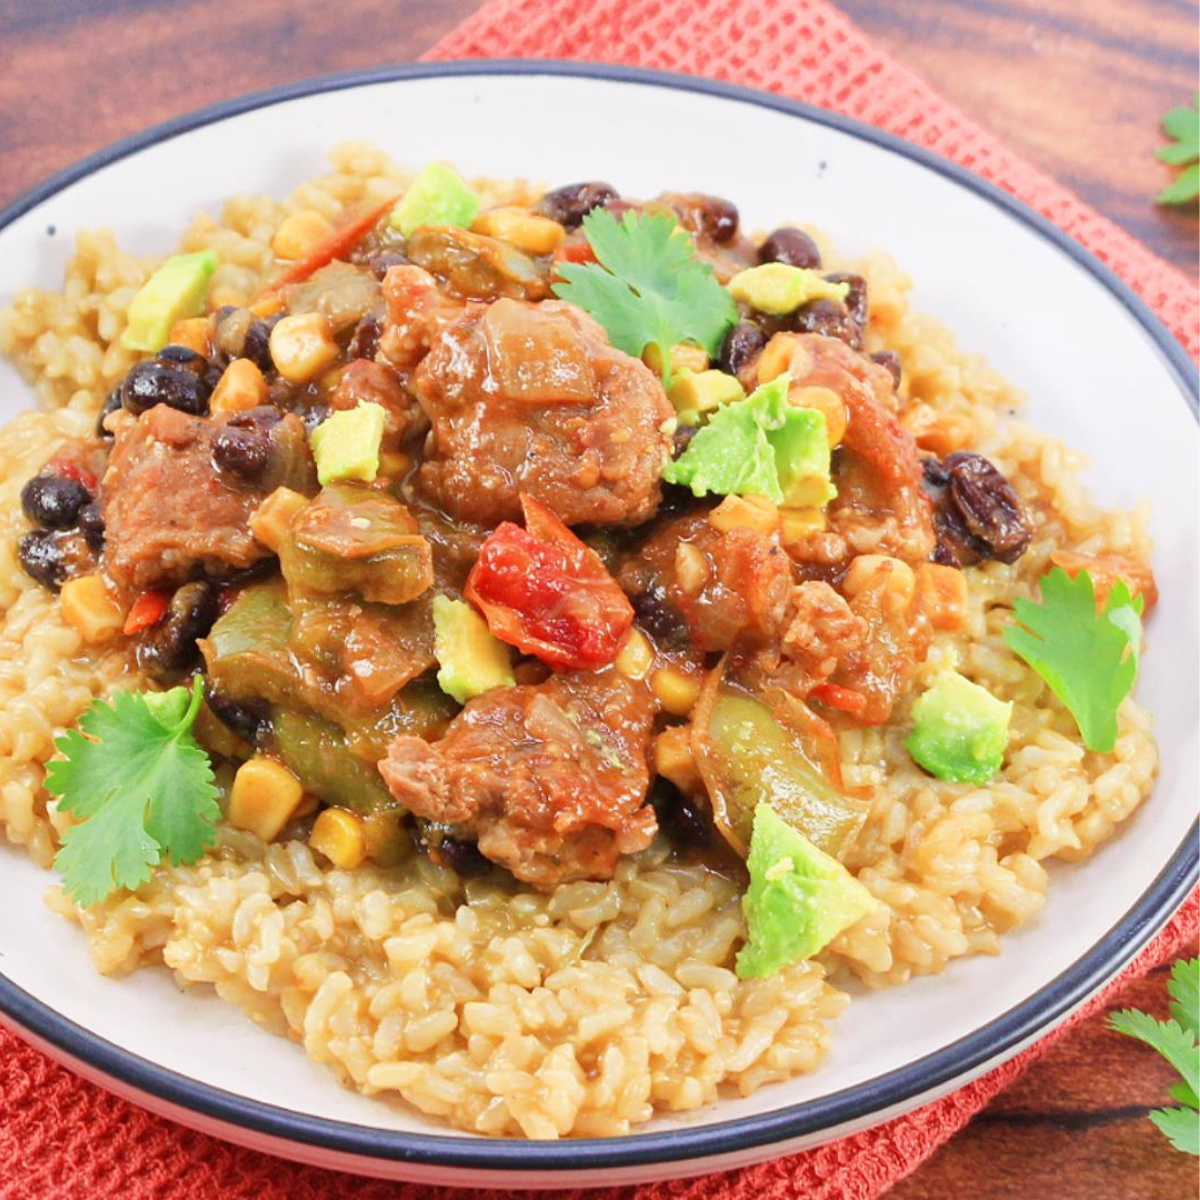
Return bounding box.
[465,495,634,670]
[50,460,98,494]
[123,590,169,636]
[808,682,869,718]
[258,193,402,297]
[555,241,597,265]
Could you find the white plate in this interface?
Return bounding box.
[0,62,1195,1189]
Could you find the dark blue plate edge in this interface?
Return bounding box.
[0,58,1194,1174]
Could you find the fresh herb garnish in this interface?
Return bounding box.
[1109,958,1199,1156]
[551,209,737,384]
[47,677,220,907]
[1156,95,1200,206]
[1002,567,1143,753]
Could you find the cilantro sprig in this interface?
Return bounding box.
[551,208,737,384]
[1156,94,1199,207]
[47,678,220,907]
[1110,958,1199,1156]
[1002,568,1143,753]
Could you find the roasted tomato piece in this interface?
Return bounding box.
[465,495,634,669]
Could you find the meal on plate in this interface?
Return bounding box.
[0,145,1158,1138]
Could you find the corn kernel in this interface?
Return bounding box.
[269,312,340,384]
[378,449,412,479]
[899,403,973,456]
[915,563,969,631]
[615,629,654,680]
[790,384,848,447]
[471,206,565,255]
[674,542,709,595]
[654,726,700,791]
[310,807,366,869]
[709,494,779,536]
[651,666,702,716]
[210,357,268,414]
[844,554,916,609]
[272,210,335,260]
[250,487,309,552]
[756,333,801,384]
[228,757,304,842]
[778,507,827,545]
[643,342,709,376]
[59,575,124,645]
[209,284,248,311]
[168,317,210,355]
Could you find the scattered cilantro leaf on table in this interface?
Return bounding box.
[1001,567,1142,753]
[1109,958,1199,1156]
[551,209,736,384]
[46,677,219,907]
[1156,94,1199,206]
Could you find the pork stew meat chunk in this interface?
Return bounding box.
[379,670,658,890]
[413,299,674,527]
[102,405,316,590]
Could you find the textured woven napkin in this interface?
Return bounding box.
[2,1,1198,1197]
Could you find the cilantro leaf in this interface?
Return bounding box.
[1001,568,1143,752]
[46,678,220,907]
[1110,959,1200,1157]
[1156,94,1199,206]
[552,209,737,383]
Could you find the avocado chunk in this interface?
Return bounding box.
[390,164,480,237]
[309,403,386,487]
[905,669,1012,785]
[433,595,515,704]
[121,250,219,352]
[727,264,848,316]
[279,483,433,605]
[667,368,746,424]
[736,803,877,979]
[771,406,836,508]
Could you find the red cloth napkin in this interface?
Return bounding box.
[2,1,1198,1197]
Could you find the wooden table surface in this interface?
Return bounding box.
[0,2,1196,1197]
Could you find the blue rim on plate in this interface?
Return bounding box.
[0,59,1195,1173]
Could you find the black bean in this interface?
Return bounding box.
[210,307,254,361]
[759,227,822,269]
[240,318,276,372]
[790,298,859,347]
[672,423,698,458]
[944,452,1033,564]
[630,587,687,650]
[535,181,619,229]
[211,426,272,481]
[347,315,381,361]
[137,582,219,682]
[716,321,766,376]
[436,835,491,877]
[120,360,211,416]
[367,251,410,281]
[17,530,68,589]
[649,777,713,848]
[21,474,91,529]
[156,344,207,373]
[668,193,739,243]
[825,272,868,336]
[204,685,269,746]
[871,350,902,390]
[96,388,123,438]
[79,502,106,552]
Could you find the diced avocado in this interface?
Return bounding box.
[273,708,395,812]
[279,483,433,605]
[727,264,849,316]
[309,403,386,487]
[390,164,480,237]
[433,595,515,705]
[667,368,746,423]
[771,406,836,508]
[121,250,219,352]
[905,670,1012,785]
[736,803,877,979]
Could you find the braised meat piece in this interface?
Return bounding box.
[413,298,674,527]
[102,405,315,590]
[328,358,424,446]
[379,670,657,889]
[618,512,794,653]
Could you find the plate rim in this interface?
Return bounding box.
[0,57,1195,1173]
